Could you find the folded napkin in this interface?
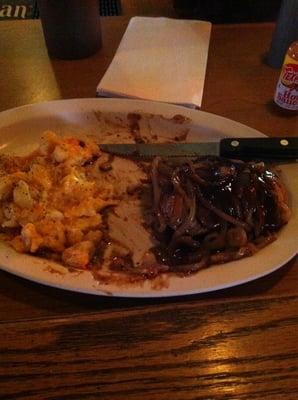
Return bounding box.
[96,17,211,109]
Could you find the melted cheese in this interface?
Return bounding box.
[0,132,117,269]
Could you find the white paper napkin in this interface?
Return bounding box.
[97,17,211,109]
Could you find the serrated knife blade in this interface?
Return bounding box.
[100,142,219,158]
[100,137,298,160]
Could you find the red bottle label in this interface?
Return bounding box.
[274,56,298,110]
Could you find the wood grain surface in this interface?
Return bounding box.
[1,296,298,400]
[0,17,297,400]
[121,0,176,17]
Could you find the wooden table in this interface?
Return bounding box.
[0,18,297,400]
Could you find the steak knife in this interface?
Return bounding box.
[100,137,298,160]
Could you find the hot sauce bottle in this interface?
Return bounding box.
[274,41,298,114]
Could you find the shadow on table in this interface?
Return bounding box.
[42,18,128,101]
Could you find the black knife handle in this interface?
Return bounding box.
[219,137,298,160]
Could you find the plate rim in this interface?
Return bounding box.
[0,98,297,298]
[0,97,266,137]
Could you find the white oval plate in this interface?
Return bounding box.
[0,98,297,297]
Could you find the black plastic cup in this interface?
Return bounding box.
[37,0,102,60]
